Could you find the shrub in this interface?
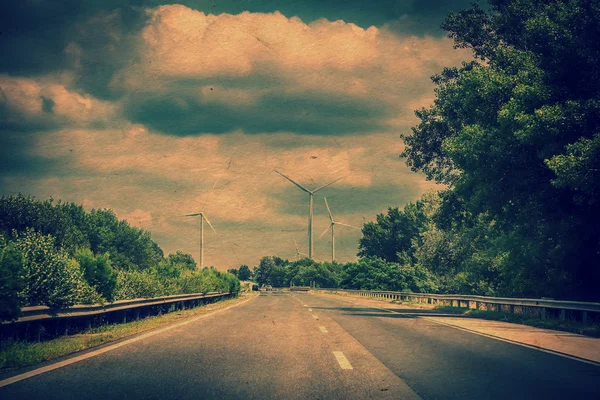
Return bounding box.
[13,229,94,308]
[114,270,166,300]
[0,240,25,321]
[74,249,117,302]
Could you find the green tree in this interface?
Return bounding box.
[0,239,25,321]
[358,201,429,263]
[401,0,600,300]
[255,256,289,287]
[74,249,117,301]
[238,264,251,280]
[340,257,436,293]
[14,229,99,308]
[227,268,239,277]
[166,251,197,271]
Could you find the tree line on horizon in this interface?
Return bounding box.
[0,194,239,322]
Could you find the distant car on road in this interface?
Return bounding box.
[266,285,273,291]
[252,284,259,291]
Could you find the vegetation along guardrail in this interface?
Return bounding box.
[1,292,233,341]
[314,289,600,324]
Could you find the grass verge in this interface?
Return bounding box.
[0,293,257,370]
[434,306,600,337]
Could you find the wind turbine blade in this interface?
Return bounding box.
[184,213,201,217]
[324,197,334,222]
[274,170,310,193]
[336,222,361,229]
[201,178,221,210]
[203,214,219,236]
[312,175,345,193]
[319,224,332,239]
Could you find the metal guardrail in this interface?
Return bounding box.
[314,288,600,323]
[290,286,311,292]
[3,292,232,325]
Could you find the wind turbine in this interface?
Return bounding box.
[184,212,218,269]
[275,170,344,259]
[294,238,308,260]
[319,197,360,262]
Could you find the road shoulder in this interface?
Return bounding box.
[314,291,600,365]
[0,293,258,384]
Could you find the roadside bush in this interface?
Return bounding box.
[13,229,97,308]
[114,268,240,300]
[74,249,117,302]
[341,257,437,293]
[0,239,25,321]
[114,270,166,300]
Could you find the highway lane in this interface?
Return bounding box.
[302,293,600,399]
[0,293,419,400]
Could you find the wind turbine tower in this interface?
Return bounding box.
[184,212,218,268]
[275,170,343,259]
[319,197,360,262]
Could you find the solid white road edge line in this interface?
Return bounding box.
[422,317,600,367]
[333,351,353,370]
[312,293,600,368]
[0,294,258,389]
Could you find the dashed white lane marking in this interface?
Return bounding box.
[0,295,258,389]
[312,314,319,320]
[308,308,313,312]
[319,326,328,334]
[333,351,353,370]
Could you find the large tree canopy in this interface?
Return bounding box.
[401,0,600,300]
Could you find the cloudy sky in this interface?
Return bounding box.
[0,0,476,268]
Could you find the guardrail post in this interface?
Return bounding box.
[122,310,127,324]
[540,308,546,320]
[559,309,565,321]
[582,311,588,324]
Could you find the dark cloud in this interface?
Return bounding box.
[41,97,55,114]
[0,131,60,193]
[126,89,393,136]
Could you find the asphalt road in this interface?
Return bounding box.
[1,292,599,399]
